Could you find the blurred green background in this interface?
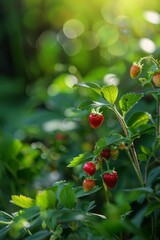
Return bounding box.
[0,0,160,210]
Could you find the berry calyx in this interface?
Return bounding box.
[100,148,110,160]
[103,171,118,189]
[110,148,119,160]
[130,63,142,79]
[152,72,160,87]
[83,162,96,176]
[88,109,104,128]
[83,178,95,192]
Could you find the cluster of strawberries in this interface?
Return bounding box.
[82,147,120,192]
[130,62,160,87]
[82,106,126,192]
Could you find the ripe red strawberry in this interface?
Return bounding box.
[103,171,118,189]
[83,178,95,192]
[83,162,96,176]
[88,111,104,128]
[152,72,160,87]
[55,133,66,141]
[110,148,119,160]
[100,148,110,160]
[130,63,142,79]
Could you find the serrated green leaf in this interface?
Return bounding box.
[119,93,143,116]
[59,184,76,209]
[94,134,124,155]
[127,112,150,128]
[101,85,118,104]
[36,190,56,210]
[106,133,124,145]
[75,186,101,198]
[132,124,155,136]
[74,82,101,95]
[138,154,147,162]
[11,195,35,209]
[78,100,107,110]
[67,153,93,167]
[93,137,106,155]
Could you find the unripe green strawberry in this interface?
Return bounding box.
[130,63,142,79]
[103,171,118,189]
[152,72,160,87]
[95,157,104,170]
[110,148,119,160]
[83,162,96,176]
[83,178,95,192]
[118,142,126,150]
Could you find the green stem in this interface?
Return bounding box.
[138,56,160,70]
[101,164,110,203]
[113,106,144,186]
[105,159,110,171]
[156,96,160,147]
[125,148,144,186]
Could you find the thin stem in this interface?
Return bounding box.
[125,148,144,186]
[138,56,160,70]
[130,143,143,181]
[105,159,110,171]
[113,106,144,186]
[113,107,129,137]
[101,162,110,204]
[144,138,158,185]
[156,96,160,147]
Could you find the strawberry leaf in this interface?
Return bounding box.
[36,190,56,210]
[74,82,101,95]
[59,184,76,209]
[140,145,151,155]
[67,153,93,167]
[138,154,147,162]
[119,93,143,116]
[78,100,107,110]
[75,186,101,198]
[94,134,124,155]
[101,85,118,105]
[11,195,35,209]
[127,112,151,128]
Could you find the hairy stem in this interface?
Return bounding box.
[113,106,144,186]
[125,148,144,186]
[156,96,160,147]
[138,56,160,70]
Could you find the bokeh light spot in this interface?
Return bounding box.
[63,39,82,56]
[143,11,160,24]
[103,74,120,86]
[65,75,78,88]
[63,19,85,39]
[139,38,156,53]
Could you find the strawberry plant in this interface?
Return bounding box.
[1,55,160,239]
